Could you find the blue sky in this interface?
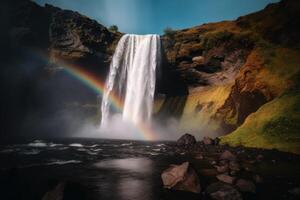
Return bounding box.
[34,0,279,34]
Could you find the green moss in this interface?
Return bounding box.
[220,93,300,154]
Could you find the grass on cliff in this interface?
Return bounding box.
[220,92,300,154]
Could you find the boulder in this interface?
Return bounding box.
[205,182,243,200]
[229,160,240,171]
[203,136,214,145]
[235,179,256,193]
[216,174,236,184]
[216,165,229,173]
[195,154,204,160]
[161,162,201,193]
[177,133,196,146]
[220,150,237,161]
[192,56,205,64]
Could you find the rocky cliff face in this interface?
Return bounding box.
[157,0,300,153]
[3,0,300,152]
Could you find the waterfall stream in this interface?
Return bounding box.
[101,34,161,128]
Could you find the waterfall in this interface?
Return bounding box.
[100,34,161,128]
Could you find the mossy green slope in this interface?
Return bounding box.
[220,92,300,154]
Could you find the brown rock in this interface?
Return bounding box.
[195,154,204,160]
[220,150,237,161]
[192,56,205,64]
[161,162,201,193]
[216,174,236,184]
[216,165,229,173]
[229,160,240,171]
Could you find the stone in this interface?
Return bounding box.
[203,136,214,145]
[161,162,201,193]
[205,182,243,200]
[229,160,240,171]
[177,133,196,146]
[195,154,204,160]
[216,174,236,184]
[216,165,229,173]
[220,150,237,161]
[192,56,205,64]
[235,179,256,193]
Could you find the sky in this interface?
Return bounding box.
[34,0,279,34]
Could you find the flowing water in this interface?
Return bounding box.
[101,34,161,127]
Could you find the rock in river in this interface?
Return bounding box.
[161,162,201,193]
[220,150,237,161]
[177,133,196,146]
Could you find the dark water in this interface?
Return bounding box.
[0,138,194,200]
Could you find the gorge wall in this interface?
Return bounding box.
[2,0,300,153]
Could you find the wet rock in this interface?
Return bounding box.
[203,137,214,145]
[216,174,236,184]
[192,56,205,64]
[161,162,201,193]
[195,154,204,160]
[205,182,243,200]
[235,179,256,193]
[229,160,240,171]
[177,133,196,146]
[220,150,237,161]
[216,165,229,173]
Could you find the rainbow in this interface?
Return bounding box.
[40,54,156,141]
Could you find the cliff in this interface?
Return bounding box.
[2,0,300,153]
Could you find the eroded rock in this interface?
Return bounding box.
[235,179,256,193]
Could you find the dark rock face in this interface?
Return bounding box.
[161,162,201,193]
[161,29,252,89]
[48,4,118,61]
[177,134,197,146]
